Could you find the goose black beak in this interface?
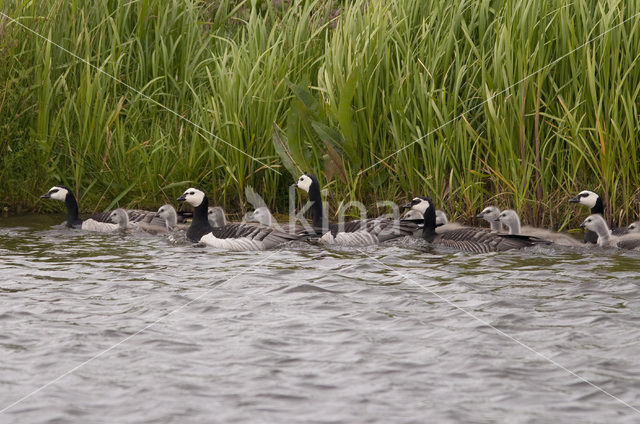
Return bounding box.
[290,183,298,189]
[475,212,483,218]
[493,218,501,222]
[568,195,580,203]
[177,194,187,202]
[401,202,412,210]
[40,191,52,199]
[579,222,586,228]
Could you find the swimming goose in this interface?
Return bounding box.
[40,186,119,232]
[177,187,303,250]
[405,197,550,253]
[569,190,628,243]
[476,206,503,233]
[496,209,580,246]
[156,205,188,231]
[580,214,640,250]
[292,174,419,245]
[247,206,275,226]
[208,206,227,227]
[108,208,137,231]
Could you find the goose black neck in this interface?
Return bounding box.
[187,194,213,242]
[193,195,210,224]
[308,180,324,229]
[421,203,438,242]
[591,196,604,214]
[64,192,80,227]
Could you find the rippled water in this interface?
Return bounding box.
[1,214,640,423]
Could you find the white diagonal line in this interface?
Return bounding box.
[0,247,284,414]
[0,11,280,175]
[358,11,640,176]
[358,249,640,416]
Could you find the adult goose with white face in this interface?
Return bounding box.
[292,174,420,245]
[569,190,628,243]
[177,187,305,250]
[404,197,550,253]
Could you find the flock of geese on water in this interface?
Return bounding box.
[40,174,640,253]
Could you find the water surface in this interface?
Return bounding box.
[1,215,640,423]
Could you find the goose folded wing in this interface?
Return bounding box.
[436,228,550,253]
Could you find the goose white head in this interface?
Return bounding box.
[109,208,129,229]
[247,206,274,226]
[40,186,69,202]
[496,209,521,235]
[177,188,205,207]
[569,190,599,209]
[404,197,431,214]
[294,175,314,193]
[208,206,226,227]
[157,204,178,228]
[628,221,640,233]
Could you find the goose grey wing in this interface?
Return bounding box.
[617,236,640,250]
[611,226,630,236]
[376,219,422,242]
[435,228,548,253]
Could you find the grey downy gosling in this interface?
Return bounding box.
[293,174,419,245]
[580,214,640,250]
[496,209,579,246]
[208,206,227,228]
[569,190,628,243]
[476,206,503,233]
[401,209,450,227]
[177,187,304,250]
[628,222,640,233]
[40,185,118,232]
[404,197,551,253]
[154,204,190,233]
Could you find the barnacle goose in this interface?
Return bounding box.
[476,206,503,233]
[208,206,227,227]
[569,190,628,243]
[108,208,137,231]
[292,174,419,245]
[401,209,449,226]
[496,209,580,246]
[580,214,640,250]
[40,186,118,232]
[156,204,188,231]
[404,197,550,253]
[247,206,275,227]
[177,187,303,250]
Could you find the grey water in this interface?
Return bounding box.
[1,215,640,423]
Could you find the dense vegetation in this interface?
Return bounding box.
[1,0,639,229]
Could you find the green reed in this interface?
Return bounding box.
[0,0,639,228]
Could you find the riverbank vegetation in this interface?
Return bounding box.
[1,0,639,228]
